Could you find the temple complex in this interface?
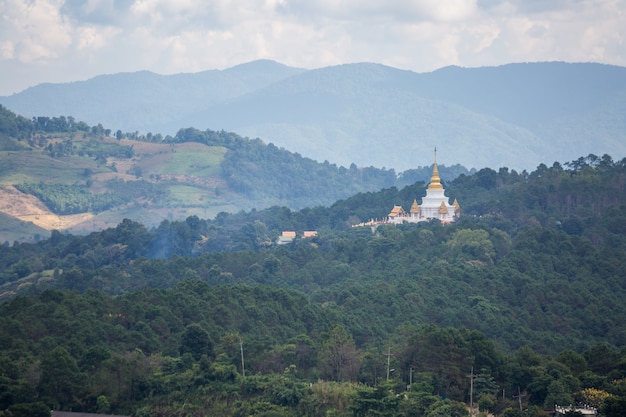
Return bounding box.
[387,149,460,224]
[351,150,461,228]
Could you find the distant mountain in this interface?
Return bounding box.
[0,60,305,137]
[2,60,625,171]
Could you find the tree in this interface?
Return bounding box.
[556,350,587,375]
[579,388,610,410]
[179,323,213,360]
[402,326,472,400]
[319,325,360,382]
[96,395,111,414]
[603,395,626,417]
[7,402,50,417]
[425,399,470,417]
[501,408,525,417]
[543,379,573,408]
[584,343,619,375]
[447,229,495,263]
[350,381,401,417]
[37,346,86,410]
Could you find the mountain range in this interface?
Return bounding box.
[2,60,625,171]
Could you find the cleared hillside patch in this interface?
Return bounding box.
[0,151,103,185]
[161,142,226,176]
[0,185,97,234]
[167,184,212,206]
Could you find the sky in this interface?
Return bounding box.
[1,0,625,96]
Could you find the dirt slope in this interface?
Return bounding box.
[0,186,93,230]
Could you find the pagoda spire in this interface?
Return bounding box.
[453,198,461,214]
[410,199,420,216]
[427,147,443,190]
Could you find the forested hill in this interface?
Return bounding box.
[2,61,626,171]
[2,154,625,349]
[0,105,469,242]
[0,153,625,416]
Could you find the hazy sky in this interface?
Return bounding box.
[1,0,625,95]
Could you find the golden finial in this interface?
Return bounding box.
[428,147,443,190]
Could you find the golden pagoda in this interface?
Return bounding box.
[384,148,460,224]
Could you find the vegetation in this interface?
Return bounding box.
[0,284,624,416]
[0,105,469,240]
[171,127,401,208]
[13,182,128,215]
[0,146,625,415]
[1,106,625,416]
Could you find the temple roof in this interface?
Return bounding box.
[410,199,420,213]
[438,201,449,214]
[388,205,407,218]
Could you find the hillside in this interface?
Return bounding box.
[0,152,625,416]
[2,153,625,350]
[0,106,471,242]
[2,61,625,171]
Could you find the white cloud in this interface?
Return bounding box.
[277,0,478,22]
[0,0,625,95]
[76,25,120,50]
[410,0,479,22]
[1,0,73,63]
[0,40,15,60]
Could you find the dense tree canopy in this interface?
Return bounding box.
[1,111,626,416]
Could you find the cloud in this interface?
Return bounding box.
[61,0,134,25]
[1,0,73,63]
[278,0,479,23]
[474,0,626,65]
[0,0,625,95]
[75,25,120,51]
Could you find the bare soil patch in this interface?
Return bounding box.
[0,186,94,230]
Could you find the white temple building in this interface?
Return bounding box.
[387,150,460,224]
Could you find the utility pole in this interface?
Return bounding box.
[385,346,393,380]
[513,387,526,411]
[467,367,477,416]
[240,337,245,378]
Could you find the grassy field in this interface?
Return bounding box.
[0,151,104,185]
[152,142,225,176]
[167,184,212,205]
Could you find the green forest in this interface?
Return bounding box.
[1,106,626,416]
[1,148,625,416]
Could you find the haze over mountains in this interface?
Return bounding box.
[2,60,625,171]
